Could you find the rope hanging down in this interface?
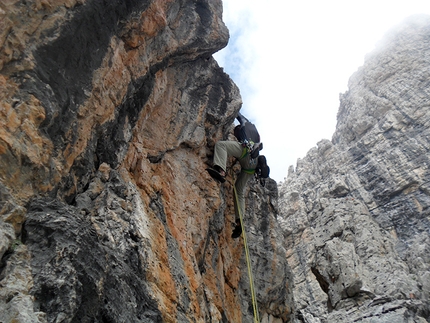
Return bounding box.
[233,185,260,323]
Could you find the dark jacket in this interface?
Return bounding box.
[234,112,260,144]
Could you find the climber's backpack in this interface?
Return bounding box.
[255,155,270,179]
[234,122,262,159]
[234,122,260,144]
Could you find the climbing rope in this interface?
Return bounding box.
[233,184,260,323]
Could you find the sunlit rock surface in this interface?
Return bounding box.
[0,1,292,322]
[278,15,430,323]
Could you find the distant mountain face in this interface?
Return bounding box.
[0,1,292,322]
[278,14,430,323]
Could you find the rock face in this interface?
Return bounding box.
[1,1,430,322]
[278,15,430,323]
[0,1,292,322]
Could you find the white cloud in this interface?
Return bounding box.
[214,0,430,182]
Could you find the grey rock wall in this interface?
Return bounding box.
[279,15,430,323]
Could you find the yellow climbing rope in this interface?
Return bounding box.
[233,184,260,323]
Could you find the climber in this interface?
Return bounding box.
[206,112,269,238]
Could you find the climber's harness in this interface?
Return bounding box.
[238,141,268,187]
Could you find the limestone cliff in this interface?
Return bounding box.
[0,1,292,322]
[279,15,430,323]
[1,1,430,323]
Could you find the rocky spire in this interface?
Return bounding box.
[279,14,430,322]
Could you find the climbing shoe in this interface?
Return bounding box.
[231,221,242,239]
[206,167,226,183]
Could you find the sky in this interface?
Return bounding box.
[213,0,430,183]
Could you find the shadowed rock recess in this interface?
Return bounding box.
[0,1,429,323]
